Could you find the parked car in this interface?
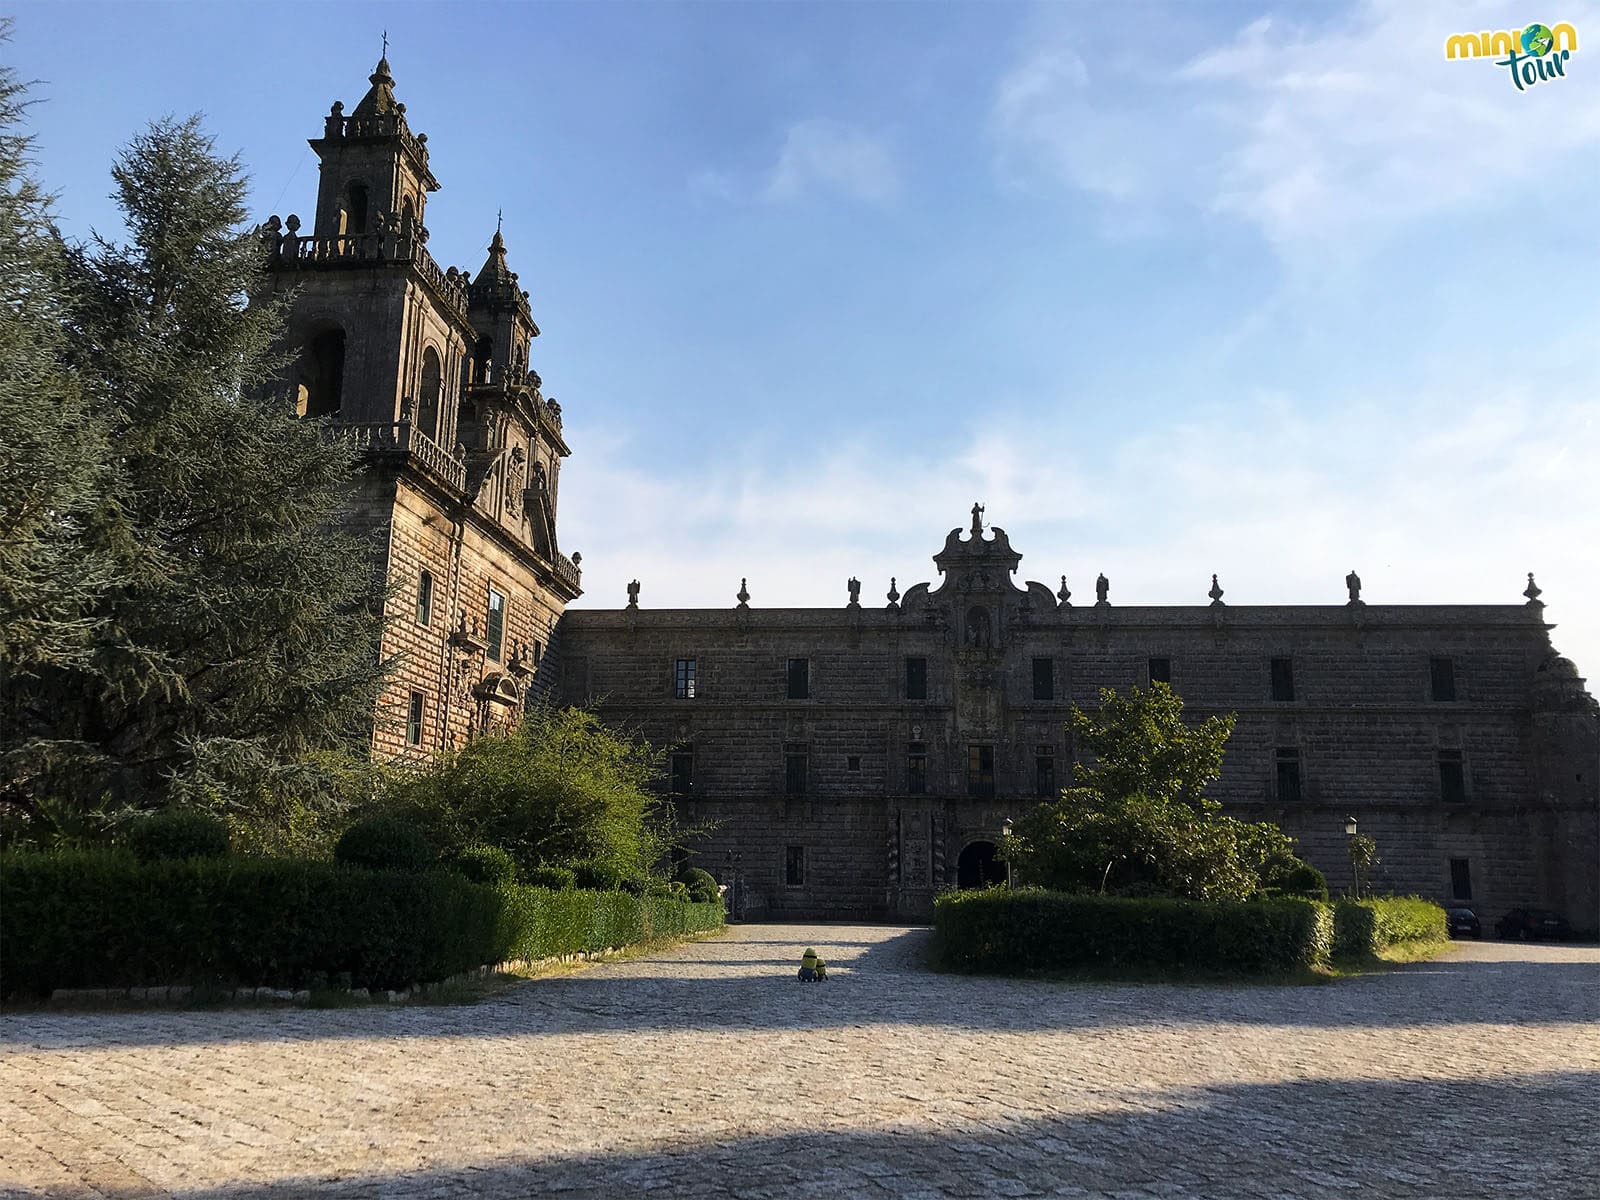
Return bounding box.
[1446,907,1481,938]
[1495,908,1571,941]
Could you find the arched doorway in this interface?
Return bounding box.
[957,840,1007,889]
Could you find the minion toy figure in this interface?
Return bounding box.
[797,947,827,982]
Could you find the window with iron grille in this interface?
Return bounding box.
[1430,657,1457,702]
[906,742,927,795]
[847,755,861,772]
[1439,750,1466,803]
[784,743,808,795]
[1449,857,1472,901]
[1035,745,1056,797]
[416,570,433,627]
[486,586,506,662]
[786,657,809,700]
[1271,657,1295,702]
[1275,747,1302,803]
[905,656,927,701]
[967,744,995,798]
[670,749,694,796]
[1149,657,1171,685]
[785,845,805,887]
[406,691,424,746]
[674,657,697,699]
[1032,657,1055,701]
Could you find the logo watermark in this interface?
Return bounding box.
[1444,21,1577,91]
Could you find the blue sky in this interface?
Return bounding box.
[9,1,1599,675]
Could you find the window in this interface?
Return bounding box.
[967,744,995,798]
[532,640,542,667]
[785,845,805,887]
[1449,857,1472,902]
[1032,657,1055,701]
[906,742,927,795]
[674,657,697,699]
[786,657,810,700]
[416,570,433,627]
[1430,657,1457,702]
[784,743,808,795]
[343,181,369,236]
[905,656,927,701]
[1275,747,1302,803]
[417,346,442,442]
[1035,745,1057,798]
[1271,657,1296,702]
[670,749,694,796]
[1148,657,1171,685]
[406,691,424,747]
[847,755,861,772]
[486,586,506,661]
[1439,750,1466,804]
[298,328,345,417]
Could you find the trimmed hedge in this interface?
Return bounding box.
[334,816,435,872]
[934,888,1332,975]
[1333,897,1448,957]
[523,864,577,891]
[451,844,517,887]
[124,810,231,861]
[0,850,724,1000]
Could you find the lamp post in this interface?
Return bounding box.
[1344,815,1360,899]
[1001,817,1014,890]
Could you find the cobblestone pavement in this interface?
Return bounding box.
[2,927,1598,1199]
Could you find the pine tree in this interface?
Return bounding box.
[4,111,392,837]
[0,30,110,675]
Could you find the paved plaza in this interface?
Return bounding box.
[2,925,1597,1199]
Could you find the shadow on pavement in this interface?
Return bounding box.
[6,926,1598,1050]
[55,1071,1600,1200]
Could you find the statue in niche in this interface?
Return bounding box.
[506,455,525,517]
[965,605,991,649]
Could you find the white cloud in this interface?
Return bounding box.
[990,0,1600,259]
[558,354,1600,680]
[693,119,900,206]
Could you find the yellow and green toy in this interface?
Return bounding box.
[797,947,828,982]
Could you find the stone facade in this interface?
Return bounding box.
[259,57,582,756]
[554,509,1599,927]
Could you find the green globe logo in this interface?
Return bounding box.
[1522,23,1554,56]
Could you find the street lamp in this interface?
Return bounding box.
[1001,817,1014,890]
[1344,816,1360,899]
[1345,816,1358,837]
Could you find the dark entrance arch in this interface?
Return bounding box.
[957,840,1007,889]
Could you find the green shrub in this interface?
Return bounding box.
[0,850,725,1000]
[123,809,230,861]
[523,864,576,891]
[1333,896,1447,957]
[933,888,1331,975]
[334,816,434,873]
[675,866,719,904]
[571,859,625,891]
[1267,860,1330,902]
[451,844,517,887]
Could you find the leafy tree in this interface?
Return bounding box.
[2,112,390,841]
[1002,684,1300,902]
[371,704,682,881]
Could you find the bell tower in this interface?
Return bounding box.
[308,55,439,242]
[260,54,473,436]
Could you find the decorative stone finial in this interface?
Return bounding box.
[626,579,640,608]
[571,551,582,569]
[887,577,900,608]
[1346,568,1363,606]
[1095,573,1110,607]
[736,578,750,607]
[847,577,861,606]
[970,502,985,537]
[1524,572,1543,606]
[1058,575,1071,606]
[1209,573,1225,606]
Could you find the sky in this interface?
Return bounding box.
[8,0,1599,675]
